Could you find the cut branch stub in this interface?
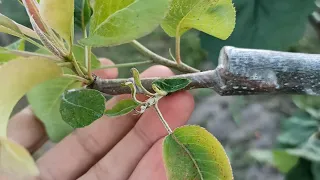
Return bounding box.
[90,46,320,96]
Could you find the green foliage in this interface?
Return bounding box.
[285,159,313,180]
[277,114,319,147]
[161,0,235,40]
[80,0,171,47]
[0,57,62,137]
[72,45,101,69]
[39,0,74,43]
[60,89,106,128]
[293,96,320,119]
[74,0,92,30]
[152,78,191,93]
[163,125,233,180]
[200,0,316,64]
[249,149,299,173]
[0,13,26,39]
[0,39,25,62]
[287,134,320,162]
[27,78,81,142]
[105,99,140,117]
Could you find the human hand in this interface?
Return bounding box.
[7,59,195,180]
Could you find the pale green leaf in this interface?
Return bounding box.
[105,99,140,117]
[79,0,171,47]
[6,39,25,51]
[161,0,236,39]
[0,13,25,38]
[60,89,106,128]
[27,77,81,142]
[153,78,191,93]
[72,45,101,69]
[39,0,74,43]
[163,125,233,180]
[249,149,299,173]
[0,57,62,137]
[0,137,39,178]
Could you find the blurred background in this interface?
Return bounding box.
[1,0,320,179]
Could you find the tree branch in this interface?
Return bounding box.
[90,46,320,96]
[130,40,200,73]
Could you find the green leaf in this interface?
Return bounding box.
[39,0,74,43]
[153,78,191,93]
[74,0,92,30]
[105,99,140,117]
[27,78,81,142]
[285,159,313,180]
[6,39,25,51]
[200,0,316,65]
[312,162,320,180]
[163,125,233,180]
[277,114,318,147]
[293,96,320,119]
[287,134,320,162]
[79,0,171,47]
[72,45,101,69]
[0,57,62,137]
[0,13,25,38]
[0,39,26,63]
[249,149,299,173]
[0,137,39,178]
[161,0,236,40]
[60,89,106,128]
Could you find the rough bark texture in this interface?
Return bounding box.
[90,46,320,96]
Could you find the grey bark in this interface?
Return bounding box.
[90,46,320,96]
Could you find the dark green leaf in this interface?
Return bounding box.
[72,45,101,69]
[60,89,106,128]
[287,134,320,162]
[74,0,92,30]
[105,99,139,117]
[285,159,313,180]
[27,77,81,142]
[277,114,318,147]
[163,125,233,180]
[200,0,316,65]
[249,149,299,173]
[312,162,320,179]
[153,78,191,93]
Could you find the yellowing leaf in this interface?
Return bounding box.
[0,137,39,178]
[0,13,26,38]
[39,0,74,43]
[80,0,171,47]
[161,0,236,40]
[0,57,62,137]
[163,125,233,180]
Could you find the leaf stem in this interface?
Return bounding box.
[69,54,86,78]
[175,35,182,64]
[96,60,153,70]
[3,49,61,61]
[84,28,94,81]
[57,62,73,68]
[154,103,173,134]
[63,74,90,84]
[130,40,199,73]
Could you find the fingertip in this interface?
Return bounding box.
[141,65,174,78]
[94,58,118,79]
